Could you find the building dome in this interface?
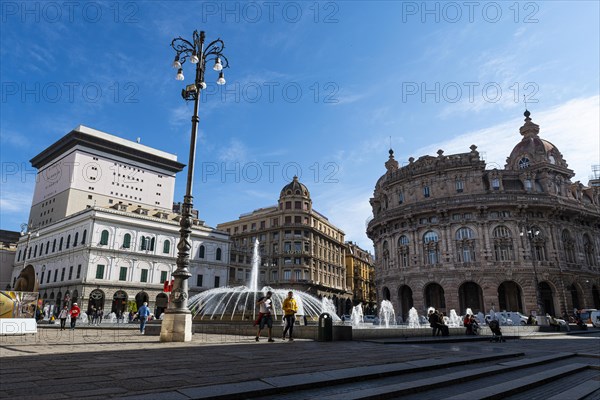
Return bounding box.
[280,176,310,198]
[506,110,567,170]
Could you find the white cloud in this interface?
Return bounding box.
[418,96,600,183]
[218,138,249,163]
[313,184,375,252]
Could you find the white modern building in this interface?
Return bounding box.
[11,126,230,317]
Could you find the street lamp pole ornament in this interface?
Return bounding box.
[170,30,229,101]
[160,30,228,342]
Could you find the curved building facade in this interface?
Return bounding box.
[367,112,600,320]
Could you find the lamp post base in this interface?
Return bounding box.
[160,312,193,342]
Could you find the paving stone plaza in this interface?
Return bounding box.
[1,325,599,399]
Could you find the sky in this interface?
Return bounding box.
[1,1,599,252]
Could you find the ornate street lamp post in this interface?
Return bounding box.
[160,30,228,342]
[521,225,544,316]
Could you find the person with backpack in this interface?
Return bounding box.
[137,302,151,334]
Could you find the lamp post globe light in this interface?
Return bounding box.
[159,30,229,342]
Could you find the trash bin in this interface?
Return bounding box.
[318,313,333,342]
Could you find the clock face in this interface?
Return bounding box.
[548,155,556,164]
[518,157,530,169]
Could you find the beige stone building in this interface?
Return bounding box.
[217,177,351,315]
[367,111,600,320]
[344,241,376,315]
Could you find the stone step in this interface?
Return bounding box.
[175,351,525,400]
[446,363,590,400]
[545,377,600,400]
[315,353,578,400]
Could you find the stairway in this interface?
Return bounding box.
[177,351,600,400]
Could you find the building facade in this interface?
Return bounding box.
[11,126,229,316]
[367,111,600,320]
[217,177,351,315]
[344,241,376,315]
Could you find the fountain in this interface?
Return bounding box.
[188,239,340,322]
[379,300,396,328]
[350,303,364,328]
[407,307,421,328]
[447,309,462,327]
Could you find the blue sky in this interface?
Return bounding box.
[1,1,599,251]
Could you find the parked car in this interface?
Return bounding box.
[577,309,598,325]
[590,310,600,328]
[485,311,529,326]
[363,315,376,323]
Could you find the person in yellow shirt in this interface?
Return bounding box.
[282,291,298,341]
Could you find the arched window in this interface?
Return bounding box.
[99,230,109,245]
[140,236,147,251]
[59,237,63,251]
[45,241,50,254]
[216,248,222,261]
[66,235,71,249]
[455,227,476,263]
[34,244,38,257]
[423,231,439,265]
[81,229,87,245]
[398,235,410,268]
[17,249,22,262]
[562,230,576,264]
[199,245,205,258]
[123,233,131,249]
[52,239,56,252]
[150,237,155,252]
[73,232,79,247]
[492,225,514,261]
[163,240,171,254]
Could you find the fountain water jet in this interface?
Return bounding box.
[350,303,363,328]
[379,300,396,328]
[407,307,421,328]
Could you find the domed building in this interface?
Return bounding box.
[367,111,600,320]
[218,176,352,314]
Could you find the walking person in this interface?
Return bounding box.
[92,307,99,325]
[255,291,274,342]
[69,302,81,330]
[137,302,151,334]
[58,305,69,330]
[97,308,104,326]
[88,306,95,325]
[282,291,298,341]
